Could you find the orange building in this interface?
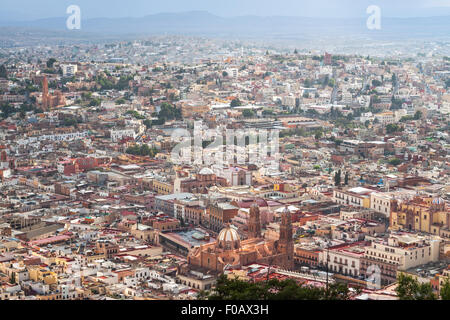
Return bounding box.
[188,204,294,272]
[390,197,450,238]
[41,76,66,110]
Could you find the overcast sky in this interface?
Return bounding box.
[1,0,450,20]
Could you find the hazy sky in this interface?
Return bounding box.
[1,0,450,20]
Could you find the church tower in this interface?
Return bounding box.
[248,201,261,239]
[42,76,49,110]
[278,206,294,270]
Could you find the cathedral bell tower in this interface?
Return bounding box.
[248,201,261,239]
[278,206,294,270]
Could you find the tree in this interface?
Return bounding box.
[441,278,450,300]
[392,73,397,85]
[314,130,323,140]
[230,98,242,108]
[242,109,255,118]
[89,98,101,107]
[322,75,329,87]
[413,111,422,120]
[115,98,126,105]
[386,124,402,134]
[304,79,312,88]
[0,64,7,79]
[63,117,78,127]
[328,78,335,87]
[9,272,16,284]
[372,79,382,87]
[46,58,57,68]
[389,158,402,166]
[396,273,436,300]
[334,170,341,186]
[400,115,414,122]
[344,172,349,185]
[143,119,152,129]
[126,144,157,157]
[198,274,351,300]
[390,97,403,110]
[158,102,181,123]
[1,103,15,119]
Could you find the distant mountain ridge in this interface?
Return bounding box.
[1,11,449,39]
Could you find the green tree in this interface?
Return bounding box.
[413,111,422,120]
[386,124,402,134]
[440,278,450,300]
[396,273,436,300]
[389,158,402,166]
[334,169,341,186]
[156,102,181,124]
[199,274,351,300]
[314,129,323,140]
[89,98,101,107]
[1,103,15,119]
[143,119,152,129]
[0,64,7,79]
[304,79,312,88]
[230,98,242,108]
[46,58,57,68]
[126,144,157,157]
[116,98,126,105]
[372,79,382,87]
[9,272,16,284]
[328,78,335,87]
[242,109,255,118]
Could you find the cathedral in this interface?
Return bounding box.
[390,196,450,238]
[187,203,294,272]
[41,76,66,110]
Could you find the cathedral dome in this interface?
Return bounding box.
[432,197,444,205]
[217,225,240,250]
[199,167,214,175]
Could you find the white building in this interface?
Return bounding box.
[364,235,440,271]
[61,64,78,77]
[319,243,366,277]
[110,129,136,142]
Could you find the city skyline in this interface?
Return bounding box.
[0,0,449,307]
[1,0,450,21]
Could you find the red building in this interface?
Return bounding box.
[41,76,66,110]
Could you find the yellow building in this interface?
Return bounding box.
[390,197,450,238]
[152,179,174,195]
[333,187,372,209]
[28,267,58,285]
